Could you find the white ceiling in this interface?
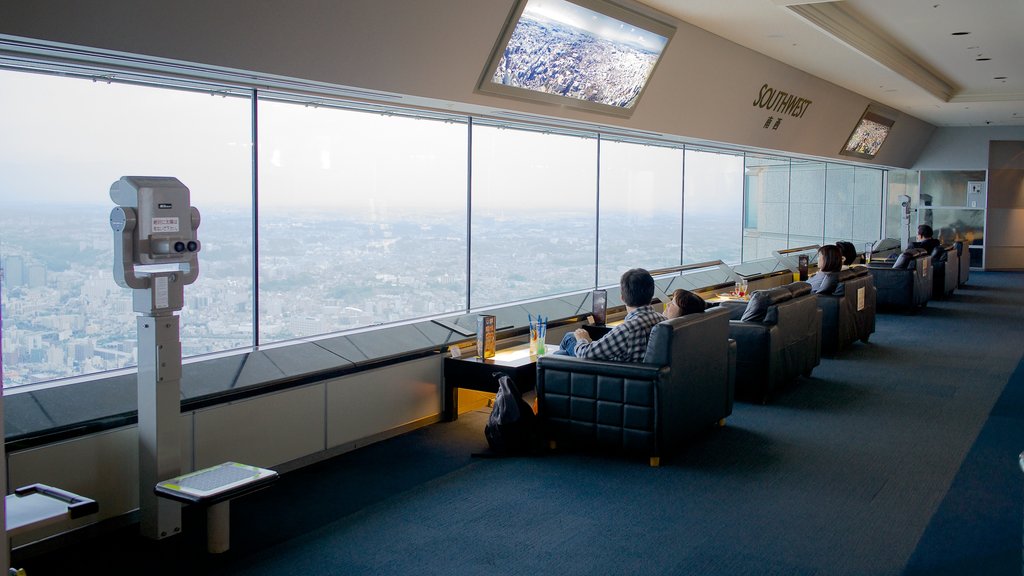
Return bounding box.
[638,0,1024,127]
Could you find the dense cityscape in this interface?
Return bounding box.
[495,15,663,108]
[1,204,738,388]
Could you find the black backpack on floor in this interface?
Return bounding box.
[483,372,539,454]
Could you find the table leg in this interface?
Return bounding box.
[207,501,230,554]
[442,378,458,422]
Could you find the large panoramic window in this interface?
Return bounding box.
[0,60,889,397]
[598,140,682,287]
[0,70,253,388]
[470,124,597,308]
[684,149,744,264]
[257,99,468,342]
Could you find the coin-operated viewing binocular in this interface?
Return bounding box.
[110,176,201,312]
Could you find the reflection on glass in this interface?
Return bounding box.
[789,160,825,247]
[257,100,468,342]
[742,155,790,261]
[886,169,918,241]
[920,170,986,208]
[0,70,253,388]
[919,209,984,246]
[598,140,682,286]
[825,165,883,245]
[471,126,597,308]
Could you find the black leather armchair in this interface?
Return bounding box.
[866,248,933,311]
[930,245,958,299]
[817,267,876,356]
[535,307,736,466]
[720,283,821,403]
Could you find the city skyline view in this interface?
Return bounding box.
[1,204,737,389]
[0,66,880,391]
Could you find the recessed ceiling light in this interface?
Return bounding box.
[952,31,970,36]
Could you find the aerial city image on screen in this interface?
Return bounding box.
[493,0,668,108]
[844,117,891,157]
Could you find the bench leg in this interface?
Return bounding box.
[207,501,230,554]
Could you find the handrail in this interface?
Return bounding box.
[647,260,729,278]
[772,244,820,272]
[773,244,820,256]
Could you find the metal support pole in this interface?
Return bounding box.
[137,305,182,540]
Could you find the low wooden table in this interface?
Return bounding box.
[442,344,540,421]
[705,292,750,304]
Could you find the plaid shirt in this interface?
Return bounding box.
[574,305,664,362]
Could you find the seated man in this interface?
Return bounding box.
[911,224,941,253]
[555,268,663,361]
[835,241,859,268]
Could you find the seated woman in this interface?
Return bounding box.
[665,288,707,318]
[807,244,843,294]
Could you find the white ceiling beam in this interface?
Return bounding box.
[786,2,957,102]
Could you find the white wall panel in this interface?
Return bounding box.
[326,356,441,450]
[193,384,325,469]
[8,426,134,546]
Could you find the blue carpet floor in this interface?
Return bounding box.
[903,354,1024,575]
[15,271,1024,576]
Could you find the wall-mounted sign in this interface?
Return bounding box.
[752,83,813,131]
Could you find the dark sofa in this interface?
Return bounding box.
[930,244,958,299]
[535,306,735,466]
[817,266,876,356]
[720,282,821,403]
[866,248,933,311]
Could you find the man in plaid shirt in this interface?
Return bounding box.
[562,268,663,362]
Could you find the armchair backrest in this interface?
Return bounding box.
[643,306,730,366]
[867,249,933,307]
[739,285,794,323]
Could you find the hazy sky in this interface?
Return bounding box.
[1,69,738,217]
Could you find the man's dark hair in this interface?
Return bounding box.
[918,224,934,239]
[620,268,655,307]
[836,241,858,265]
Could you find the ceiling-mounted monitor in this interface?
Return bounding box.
[839,107,895,160]
[478,0,675,118]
